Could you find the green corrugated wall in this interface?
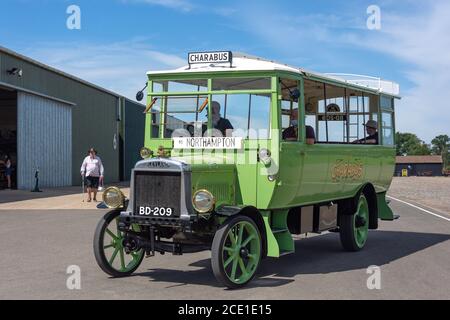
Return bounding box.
[0,49,121,185]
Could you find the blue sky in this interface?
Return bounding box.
[1,0,449,143]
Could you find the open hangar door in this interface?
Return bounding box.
[122,99,145,181]
[17,92,73,190]
[0,88,17,189]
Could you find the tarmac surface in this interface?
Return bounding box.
[0,195,449,299]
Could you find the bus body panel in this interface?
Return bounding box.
[142,69,397,218]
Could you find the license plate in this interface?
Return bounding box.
[137,206,176,217]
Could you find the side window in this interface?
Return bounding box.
[304,80,321,143]
[381,112,394,145]
[322,84,346,143]
[280,78,299,141]
[380,96,395,146]
[347,91,379,143]
[304,79,379,144]
[150,82,163,138]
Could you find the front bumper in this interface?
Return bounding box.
[119,211,197,229]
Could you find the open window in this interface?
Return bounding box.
[304,79,380,144]
[280,78,300,141]
[380,95,395,146]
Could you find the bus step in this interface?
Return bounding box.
[272,228,289,234]
[279,250,294,257]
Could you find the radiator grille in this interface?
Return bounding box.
[133,171,181,216]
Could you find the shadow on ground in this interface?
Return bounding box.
[136,230,450,289]
[0,181,130,204]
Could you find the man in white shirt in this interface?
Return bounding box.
[80,148,104,202]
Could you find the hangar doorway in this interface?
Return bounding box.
[0,88,17,189]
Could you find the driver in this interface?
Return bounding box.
[282,109,316,145]
[210,101,233,137]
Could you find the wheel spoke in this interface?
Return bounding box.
[130,251,140,260]
[229,228,237,245]
[103,244,114,249]
[238,258,248,277]
[115,218,122,238]
[231,257,239,280]
[247,253,256,260]
[119,248,126,270]
[224,255,234,268]
[237,224,245,246]
[223,246,234,253]
[241,235,255,247]
[105,228,118,240]
[109,247,119,265]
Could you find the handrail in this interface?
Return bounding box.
[325,73,400,96]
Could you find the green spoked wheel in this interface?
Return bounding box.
[94,210,144,277]
[340,194,370,251]
[211,215,262,289]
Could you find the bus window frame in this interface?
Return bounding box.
[278,75,304,143]
[146,74,277,140]
[303,76,391,146]
[379,95,396,146]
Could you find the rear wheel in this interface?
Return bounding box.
[340,194,370,251]
[94,210,144,277]
[211,215,262,289]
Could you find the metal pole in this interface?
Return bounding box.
[81,174,85,202]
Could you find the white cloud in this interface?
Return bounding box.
[120,0,194,12]
[120,0,235,16]
[345,1,450,143]
[21,39,185,100]
[224,1,450,143]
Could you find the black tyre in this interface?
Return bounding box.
[340,194,370,251]
[211,215,262,289]
[94,210,144,277]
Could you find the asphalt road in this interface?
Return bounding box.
[0,199,449,300]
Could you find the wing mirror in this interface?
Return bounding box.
[136,83,148,102]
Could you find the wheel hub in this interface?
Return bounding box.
[355,216,367,228]
[239,247,249,259]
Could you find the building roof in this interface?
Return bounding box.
[147,52,401,97]
[396,155,443,164]
[0,46,122,98]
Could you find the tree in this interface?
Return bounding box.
[431,135,450,169]
[395,132,431,156]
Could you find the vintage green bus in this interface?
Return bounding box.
[94,51,400,288]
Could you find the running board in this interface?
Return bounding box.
[279,250,294,257]
[272,228,288,234]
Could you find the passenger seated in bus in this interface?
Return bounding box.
[353,120,379,145]
[210,101,233,137]
[282,109,316,145]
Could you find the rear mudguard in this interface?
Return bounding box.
[377,192,395,221]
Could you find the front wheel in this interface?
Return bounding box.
[93,210,144,277]
[340,194,370,251]
[211,215,262,289]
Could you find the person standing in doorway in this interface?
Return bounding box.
[80,148,104,202]
[1,155,12,189]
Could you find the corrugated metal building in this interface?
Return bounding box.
[395,156,444,177]
[0,46,145,189]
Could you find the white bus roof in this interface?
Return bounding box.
[147,52,400,97]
